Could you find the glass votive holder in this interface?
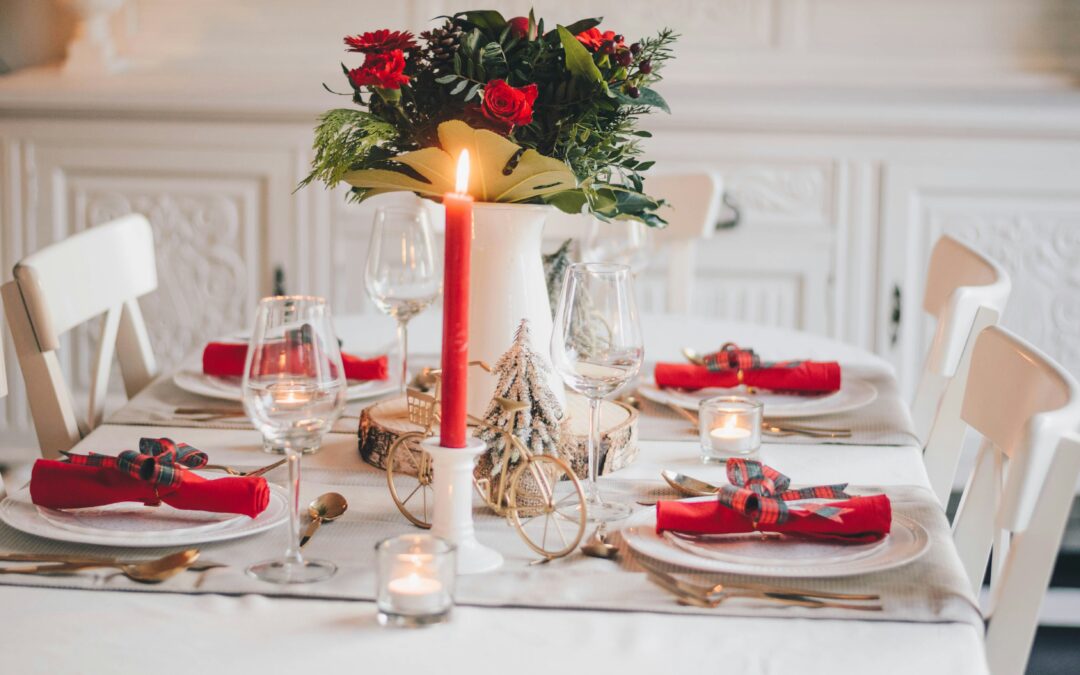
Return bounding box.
[699,396,763,463]
[375,534,456,628]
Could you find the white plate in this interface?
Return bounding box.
[621,500,929,578]
[0,483,288,548]
[638,377,877,419]
[173,360,397,403]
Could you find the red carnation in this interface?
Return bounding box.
[576,27,624,52]
[508,16,534,40]
[481,80,538,129]
[345,29,417,53]
[349,50,410,90]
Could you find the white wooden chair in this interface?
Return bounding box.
[1,214,159,459]
[543,172,724,314]
[912,235,1010,445]
[934,325,1080,675]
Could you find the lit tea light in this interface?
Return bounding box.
[271,383,314,409]
[386,573,445,614]
[709,416,753,454]
[699,396,762,462]
[376,534,456,627]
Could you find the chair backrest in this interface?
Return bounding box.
[943,326,1080,675]
[912,235,1010,443]
[1,214,159,458]
[542,172,723,314]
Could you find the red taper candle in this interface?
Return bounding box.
[439,150,473,448]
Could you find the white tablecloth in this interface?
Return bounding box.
[0,315,988,675]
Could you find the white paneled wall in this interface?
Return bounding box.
[0,0,1079,449]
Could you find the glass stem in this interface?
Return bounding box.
[586,396,603,505]
[283,443,303,566]
[397,319,409,395]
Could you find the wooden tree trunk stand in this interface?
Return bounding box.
[358,393,638,479]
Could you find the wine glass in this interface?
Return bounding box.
[243,296,347,584]
[582,219,653,275]
[365,207,440,394]
[551,263,644,522]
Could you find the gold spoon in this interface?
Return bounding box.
[204,457,288,477]
[661,470,721,497]
[682,348,706,366]
[0,549,200,584]
[580,524,619,559]
[299,492,349,547]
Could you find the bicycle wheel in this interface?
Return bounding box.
[506,455,587,559]
[385,432,434,529]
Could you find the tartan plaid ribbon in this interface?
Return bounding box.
[702,343,804,372]
[716,458,852,526]
[62,438,208,488]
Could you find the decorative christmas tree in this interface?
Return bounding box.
[542,238,573,318]
[476,319,565,478]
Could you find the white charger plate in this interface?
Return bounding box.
[621,498,929,578]
[173,357,397,403]
[0,482,288,548]
[638,377,877,419]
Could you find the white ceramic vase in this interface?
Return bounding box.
[466,203,565,418]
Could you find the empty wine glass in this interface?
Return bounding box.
[365,207,440,394]
[551,263,643,522]
[243,296,346,584]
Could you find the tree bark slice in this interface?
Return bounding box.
[358,393,638,478]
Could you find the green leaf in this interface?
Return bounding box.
[545,189,589,215]
[460,10,507,33]
[615,87,670,113]
[480,42,508,78]
[562,18,602,35]
[557,25,604,86]
[450,79,468,95]
[435,74,458,84]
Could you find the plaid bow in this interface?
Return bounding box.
[702,343,804,373]
[716,458,851,526]
[63,438,208,488]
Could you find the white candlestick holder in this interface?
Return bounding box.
[421,437,503,575]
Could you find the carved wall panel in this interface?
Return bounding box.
[933,206,1080,379]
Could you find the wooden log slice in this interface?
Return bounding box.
[358,393,638,479]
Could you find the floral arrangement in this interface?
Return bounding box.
[302,10,676,226]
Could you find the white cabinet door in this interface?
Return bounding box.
[880,162,1080,399]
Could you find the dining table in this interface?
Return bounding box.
[0,313,988,675]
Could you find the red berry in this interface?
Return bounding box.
[639,60,652,74]
[615,51,632,67]
[627,86,640,98]
[614,34,624,43]
[601,40,615,54]
[629,43,641,55]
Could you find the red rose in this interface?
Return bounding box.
[508,16,533,40]
[575,27,623,52]
[349,50,410,90]
[481,80,538,129]
[345,29,417,53]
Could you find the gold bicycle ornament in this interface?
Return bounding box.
[385,363,587,561]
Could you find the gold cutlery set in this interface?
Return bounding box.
[0,550,224,584]
[579,518,881,611]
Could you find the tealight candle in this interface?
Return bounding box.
[270,383,314,409]
[699,396,762,462]
[376,534,456,627]
[709,418,754,454]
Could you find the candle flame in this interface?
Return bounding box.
[455,149,470,194]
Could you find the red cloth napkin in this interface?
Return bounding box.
[654,361,841,394]
[30,460,270,519]
[202,342,388,381]
[656,494,891,544]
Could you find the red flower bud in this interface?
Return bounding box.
[508,16,534,40]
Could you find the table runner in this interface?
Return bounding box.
[0,460,980,629]
[636,364,920,446]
